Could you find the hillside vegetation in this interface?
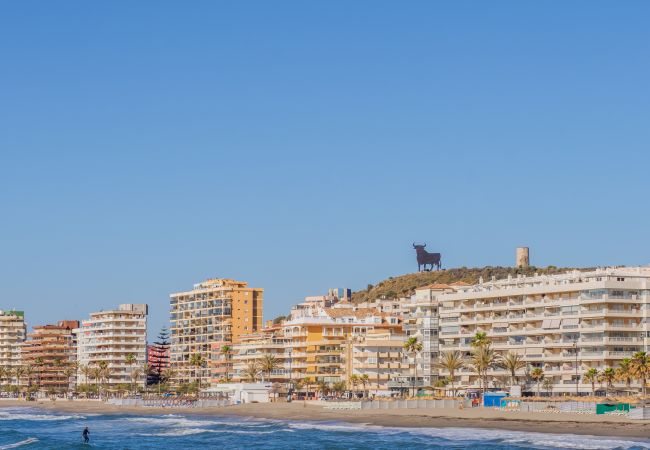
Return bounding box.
[352,266,590,303]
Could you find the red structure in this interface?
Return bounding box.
[147,345,170,370]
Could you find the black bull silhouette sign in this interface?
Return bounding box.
[413,243,441,271]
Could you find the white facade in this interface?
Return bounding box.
[75,304,148,388]
[437,268,650,394]
[0,310,26,378]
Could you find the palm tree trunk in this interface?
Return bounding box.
[413,357,418,398]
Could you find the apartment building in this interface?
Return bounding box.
[350,329,410,395]
[169,278,263,385]
[0,310,26,384]
[224,301,402,392]
[76,304,148,388]
[437,268,650,394]
[21,320,79,392]
[397,284,454,388]
[227,326,292,384]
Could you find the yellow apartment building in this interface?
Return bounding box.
[170,278,263,385]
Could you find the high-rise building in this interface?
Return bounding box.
[75,304,148,388]
[0,310,26,386]
[437,267,650,394]
[21,320,79,392]
[397,284,453,388]
[169,278,263,385]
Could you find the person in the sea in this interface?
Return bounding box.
[82,427,90,444]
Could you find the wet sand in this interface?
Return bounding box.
[1,399,649,439]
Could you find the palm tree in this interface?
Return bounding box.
[403,337,423,397]
[33,357,44,393]
[220,345,232,381]
[601,367,616,397]
[259,354,280,382]
[62,366,76,396]
[13,367,26,394]
[96,361,110,398]
[542,378,553,396]
[530,367,544,397]
[583,368,598,396]
[317,380,328,397]
[435,351,465,396]
[0,366,9,389]
[498,352,527,387]
[471,331,490,348]
[629,351,650,405]
[131,367,144,395]
[24,366,35,396]
[79,364,93,389]
[188,354,206,390]
[349,374,359,397]
[243,361,260,382]
[360,374,370,398]
[125,353,137,395]
[616,358,633,390]
[161,367,177,390]
[470,344,497,397]
[331,381,346,398]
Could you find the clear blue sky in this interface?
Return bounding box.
[1,1,649,338]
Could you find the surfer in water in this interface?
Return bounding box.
[82,427,90,444]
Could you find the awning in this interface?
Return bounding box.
[563,318,579,326]
[492,322,508,328]
[542,319,561,329]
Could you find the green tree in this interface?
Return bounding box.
[616,358,633,389]
[582,368,598,396]
[601,367,616,397]
[243,361,260,382]
[630,351,650,404]
[125,353,137,394]
[188,354,206,390]
[259,354,280,382]
[530,367,544,397]
[435,351,465,396]
[360,374,370,397]
[471,345,497,397]
[542,378,553,396]
[403,337,423,397]
[471,331,490,348]
[349,374,359,396]
[220,345,232,381]
[498,352,527,387]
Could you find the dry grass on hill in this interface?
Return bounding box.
[352,266,591,303]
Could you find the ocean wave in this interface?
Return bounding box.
[0,411,85,422]
[0,437,39,449]
[286,422,650,449]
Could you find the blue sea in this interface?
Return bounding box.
[0,407,648,449]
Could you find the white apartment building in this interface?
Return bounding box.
[437,268,650,394]
[76,304,148,388]
[396,285,452,388]
[350,329,410,395]
[0,310,26,382]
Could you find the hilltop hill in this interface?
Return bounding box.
[351,266,589,303]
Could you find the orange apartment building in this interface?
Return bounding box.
[21,320,79,392]
[169,278,263,385]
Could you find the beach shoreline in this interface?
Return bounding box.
[1,399,649,439]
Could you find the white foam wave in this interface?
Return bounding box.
[0,411,84,421]
[286,422,650,449]
[0,437,39,449]
[140,427,212,437]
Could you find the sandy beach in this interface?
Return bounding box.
[1,399,649,439]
